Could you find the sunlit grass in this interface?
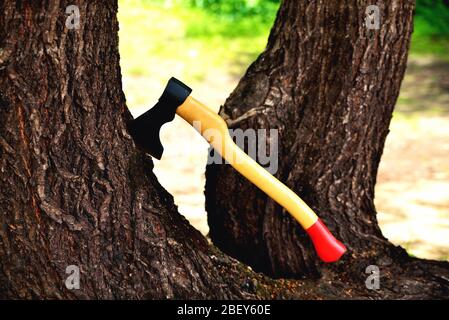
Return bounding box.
[118,1,449,86]
[118,0,272,83]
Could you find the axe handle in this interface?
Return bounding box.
[177,96,346,263]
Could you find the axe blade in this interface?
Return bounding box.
[127,78,192,159]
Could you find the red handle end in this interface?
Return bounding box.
[305,219,347,262]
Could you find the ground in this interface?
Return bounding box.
[376,56,449,260]
[118,2,449,261]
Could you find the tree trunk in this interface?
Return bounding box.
[0,0,267,299]
[206,0,449,295]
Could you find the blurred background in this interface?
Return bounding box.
[118,0,449,261]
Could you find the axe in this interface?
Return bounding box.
[128,78,347,262]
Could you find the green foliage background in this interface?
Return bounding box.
[118,0,449,91]
[187,0,280,21]
[413,0,449,54]
[137,0,449,53]
[415,0,449,37]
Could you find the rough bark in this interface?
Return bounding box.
[0,0,269,299]
[206,0,449,296]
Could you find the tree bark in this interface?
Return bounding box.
[206,0,449,296]
[0,0,268,299]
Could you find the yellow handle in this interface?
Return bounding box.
[176,96,318,229]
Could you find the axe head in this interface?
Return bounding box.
[128,77,192,159]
